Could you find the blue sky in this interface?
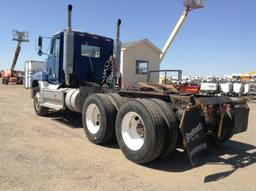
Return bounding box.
[0,0,255,76]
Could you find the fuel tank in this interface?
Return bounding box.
[65,89,81,112]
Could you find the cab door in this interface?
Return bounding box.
[47,37,60,83]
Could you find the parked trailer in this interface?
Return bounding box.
[200,82,219,95]
[31,3,250,166]
[248,83,256,100]
[233,83,244,96]
[24,61,46,89]
[220,83,233,95]
[243,83,250,95]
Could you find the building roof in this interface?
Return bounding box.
[122,39,162,54]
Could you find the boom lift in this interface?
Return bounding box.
[154,0,203,94]
[31,1,249,166]
[2,31,29,85]
[161,0,204,61]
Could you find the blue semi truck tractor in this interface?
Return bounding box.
[31,4,250,166]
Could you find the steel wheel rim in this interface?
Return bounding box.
[121,112,145,151]
[34,92,41,111]
[86,103,101,134]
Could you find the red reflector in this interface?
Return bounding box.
[207,105,214,114]
[221,103,231,113]
[222,104,227,113]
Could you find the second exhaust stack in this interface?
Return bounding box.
[64,4,75,86]
[67,4,73,32]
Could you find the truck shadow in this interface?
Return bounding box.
[46,113,256,175]
[144,149,192,172]
[49,111,83,129]
[204,140,256,183]
[144,140,256,174]
[49,111,120,149]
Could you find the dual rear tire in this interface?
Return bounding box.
[82,94,117,144]
[116,99,166,164]
[82,93,128,144]
[82,94,179,164]
[115,99,178,164]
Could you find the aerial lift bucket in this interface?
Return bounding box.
[183,0,205,9]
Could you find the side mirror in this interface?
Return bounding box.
[38,49,43,56]
[37,36,43,56]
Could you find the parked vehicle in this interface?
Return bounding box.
[200,82,219,95]
[2,31,28,85]
[31,3,250,166]
[248,83,256,100]
[233,83,244,96]
[2,69,23,85]
[24,61,46,89]
[220,83,233,95]
[243,84,250,95]
[179,84,200,94]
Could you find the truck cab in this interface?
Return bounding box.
[33,31,114,87]
[31,4,121,113]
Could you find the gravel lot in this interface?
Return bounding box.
[0,82,255,191]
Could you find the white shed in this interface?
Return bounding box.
[120,39,162,89]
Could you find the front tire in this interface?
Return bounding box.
[33,86,49,116]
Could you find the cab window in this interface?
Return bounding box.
[81,44,101,58]
[50,38,60,56]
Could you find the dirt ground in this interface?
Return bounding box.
[0,82,255,191]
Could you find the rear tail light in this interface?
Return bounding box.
[222,103,231,113]
[207,104,214,114]
[234,101,249,109]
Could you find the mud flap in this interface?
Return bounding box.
[180,105,208,166]
[233,106,250,134]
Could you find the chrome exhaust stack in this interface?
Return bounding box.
[67,4,73,32]
[63,4,74,86]
[113,19,122,86]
